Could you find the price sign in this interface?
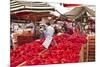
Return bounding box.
[42,36,53,49]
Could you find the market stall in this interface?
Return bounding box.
[64,6,95,34]
[10,0,95,67]
[10,0,55,49]
[64,6,95,62]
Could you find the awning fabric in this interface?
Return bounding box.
[64,6,95,20]
[10,0,55,13]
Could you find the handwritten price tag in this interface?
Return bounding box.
[42,36,53,49]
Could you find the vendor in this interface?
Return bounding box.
[45,23,55,37]
[42,22,57,49]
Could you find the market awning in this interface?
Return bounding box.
[10,0,55,14]
[11,0,56,22]
[64,6,95,20]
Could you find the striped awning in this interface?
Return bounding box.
[10,0,55,13]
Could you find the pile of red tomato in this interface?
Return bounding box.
[10,33,87,67]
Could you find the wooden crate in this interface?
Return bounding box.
[79,35,95,62]
[84,35,95,62]
[11,32,34,50]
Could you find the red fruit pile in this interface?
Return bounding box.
[10,39,45,67]
[10,33,87,67]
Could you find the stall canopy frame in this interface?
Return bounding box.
[64,6,95,20]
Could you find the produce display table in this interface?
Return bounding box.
[16,45,86,67]
[10,33,87,67]
[17,34,34,45]
[11,29,34,50]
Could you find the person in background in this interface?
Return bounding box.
[65,22,73,35]
[62,22,68,33]
[39,24,45,39]
[53,21,59,34]
[54,26,59,34]
[74,22,81,34]
[34,23,40,39]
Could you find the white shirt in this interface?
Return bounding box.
[45,26,54,37]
